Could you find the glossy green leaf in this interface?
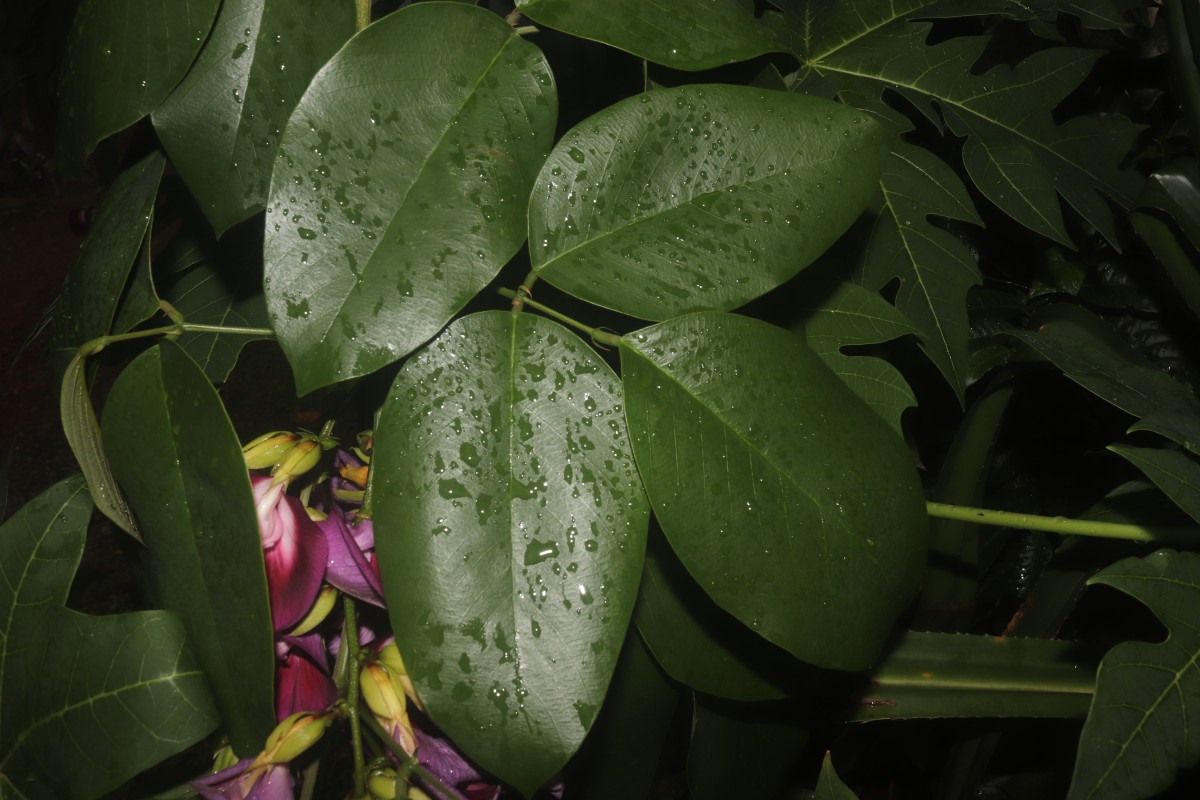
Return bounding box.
[1107,445,1200,526]
[686,695,809,800]
[110,231,161,335]
[56,1,218,172]
[1069,550,1200,800]
[59,351,140,540]
[853,631,1095,721]
[102,342,275,754]
[815,752,859,800]
[565,631,680,800]
[48,151,165,369]
[152,0,354,235]
[621,312,927,670]
[0,477,219,800]
[159,227,272,383]
[796,274,923,435]
[635,532,809,700]
[856,137,982,402]
[264,2,557,394]
[373,312,649,795]
[529,85,889,321]
[778,7,1142,248]
[515,0,778,70]
[1130,411,1200,455]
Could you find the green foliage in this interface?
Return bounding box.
[263,2,557,394]
[1070,551,1200,800]
[0,477,219,799]
[102,343,276,754]
[373,312,649,794]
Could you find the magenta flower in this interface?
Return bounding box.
[275,634,336,721]
[191,759,293,800]
[318,506,384,607]
[415,728,501,800]
[251,474,328,631]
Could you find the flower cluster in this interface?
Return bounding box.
[193,430,506,800]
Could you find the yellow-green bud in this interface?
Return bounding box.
[288,585,339,637]
[378,642,424,711]
[212,743,238,772]
[271,438,322,485]
[367,768,399,799]
[361,663,406,721]
[260,711,332,765]
[243,432,299,470]
[407,788,432,800]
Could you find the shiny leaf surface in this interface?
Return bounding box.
[264,2,557,394]
[515,0,778,70]
[529,85,889,321]
[1069,550,1200,800]
[152,0,354,235]
[0,477,219,800]
[621,312,927,670]
[102,343,275,755]
[1108,445,1200,526]
[373,312,649,795]
[56,1,218,172]
[815,752,860,800]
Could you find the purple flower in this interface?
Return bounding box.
[251,474,328,631]
[415,728,500,800]
[275,634,336,721]
[191,759,293,800]
[318,506,384,607]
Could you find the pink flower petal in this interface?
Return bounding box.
[276,636,336,720]
[251,474,328,631]
[319,507,384,606]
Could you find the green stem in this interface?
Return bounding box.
[299,759,321,800]
[496,288,622,348]
[344,596,367,799]
[355,0,370,32]
[78,322,274,356]
[926,501,1200,544]
[360,713,459,800]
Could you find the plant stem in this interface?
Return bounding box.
[926,501,1200,544]
[355,0,370,32]
[78,322,274,356]
[344,596,367,799]
[360,713,459,800]
[496,287,622,348]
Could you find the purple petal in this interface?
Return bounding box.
[192,761,293,800]
[246,765,294,800]
[416,727,488,788]
[319,507,384,606]
[276,635,336,720]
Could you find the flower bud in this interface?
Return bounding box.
[212,743,238,772]
[243,432,299,470]
[378,642,424,711]
[339,462,370,489]
[361,662,416,755]
[288,585,339,637]
[260,711,332,765]
[272,438,322,485]
[367,768,399,799]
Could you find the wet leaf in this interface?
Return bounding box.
[621,312,927,670]
[102,342,275,755]
[152,0,354,235]
[515,0,778,70]
[529,85,889,321]
[264,2,557,394]
[373,312,649,796]
[0,477,218,800]
[56,0,218,173]
[1069,550,1200,800]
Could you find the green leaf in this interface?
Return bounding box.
[686,695,809,800]
[1069,550,1200,800]
[853,630,1095,721]
[796,274,923,435]
[635,532,809,700]
[621,312,927,670]
[855,138,982,402]
[110,230,161,335]
[158,227,272,383]
[372,312,650,796]
[564,631,680,800]
[515,0,779,70]
[787,11,1142,247]
[152,0,354,235]
[529,85,889,321]
[1107,445,1200,526]
[1009,306,1200,422]
[264,2,557,394]
[1130,410,1200,455]
[102,342,275,755]
[0,477,219,800]
[48,151,165,370]
[815,752,859,800]
[56,0,219,173]
[59,351,140,540]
